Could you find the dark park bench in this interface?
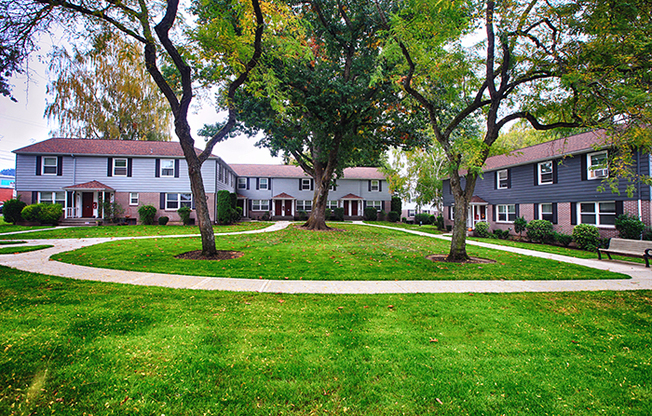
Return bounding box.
[598,238,652,268]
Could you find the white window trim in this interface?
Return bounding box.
[327,200,338,209]
[368,201,382,211]
[297,200,312,212]
[577,201,616,228]
[496,204,516,223]
[39,191,66,205]
[301,179,311,190]
[370,180,380,192]
[259,178,269,190]
[497,169,508,189]
[238,178,247,189]
[165,193,192,210]
[539,203,553,221]
[538,161,553,185]
[588,151,608,180]
[129,192,139,206]
[160,159,175,177]
[113,158,128,177]
[252,200,270,211]
[42,156,58,175]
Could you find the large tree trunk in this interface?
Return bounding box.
[447,171,479,262]
[303,160,335,230]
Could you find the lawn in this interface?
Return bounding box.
[0,267,649,416]
[0,221,272,239]
[54,224,628,281]
[0,244,53,254]
[363,221,445,235]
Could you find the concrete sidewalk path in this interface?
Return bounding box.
[0,221,651,294]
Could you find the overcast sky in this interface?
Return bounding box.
[0,48,282,173]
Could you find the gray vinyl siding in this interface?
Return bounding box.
[236,178,391,202]
[15,154,73,192]
[442,151,652,206]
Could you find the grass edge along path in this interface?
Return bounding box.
[0,266,651,416]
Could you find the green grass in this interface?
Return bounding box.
[0,266,650,416]
[0,222,272,239]
[364,221,445,235]
[0,245,53,254]
[55,224,627,280]
[0,224,52,234]
[0,240,25,245]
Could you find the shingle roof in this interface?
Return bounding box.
[272,192,295,199]
[484,130,607,172]
[230,164,385,179]
[13,138,215,158]
[340,193,363,199]
[63,181,115,191]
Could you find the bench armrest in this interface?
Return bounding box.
[645,248,652,257]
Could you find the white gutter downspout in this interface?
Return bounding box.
[637,149,642,221]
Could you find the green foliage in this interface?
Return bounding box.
[20,204,42,222]
[383,147,445,209]
[414,213,432,225]
[493,229,510,240]
[573,224,601,252]
[101,200,124,224]
[232,206,243,223]
[643,227,652,241]
[474,221,491,238]
[387,211,400,222]
[614,213,645,240]
[177,206,192,226]
[325,208,332,220]
[391,197,402,214]
[297,211,309,221]
[39,204,63,225]
[553,232,573,247]
[138,205,157,226]
[158,216,169,226]
[513,217,528,236]
[333,208,345,221]
[3,197,26,224]
[435,214,445,230]
[526,220,555,244]
[363,207,378,221]
[217,190,232,224]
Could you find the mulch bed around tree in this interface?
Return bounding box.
[425,254,496,264]
[175,250,244,261]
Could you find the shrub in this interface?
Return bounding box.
[102,200,124,223]
[435,214,445,230]
[402,217,407,223]
[297,210,309,221]
[513,217,527,237]
[643,227,652,241]
[21,204,42,222]
[325,208,333,220]
[138,205,157,225]
[493,229,510,239]
[474,221,491,238]
[177,206,192,225]
[391,196,402,214]
[364,207,378,221]
[217,190,232,224]
[333,207,344,221]
[377,210,386,222]
[387,211,400,222]
[40,204,62,225]
[553,231,573,247]
[232,206,243,223]
[572,224,601,252]
[3,197,26,224]
[414,213,431,225]
[158,216,169,225]
[526,219,554,244]
[614,213,645,240]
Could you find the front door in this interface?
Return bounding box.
[82,192,94,218]
[351,200,358,216]
[343,200,350,216]
[284,200,292,216]
[275,200,283,216]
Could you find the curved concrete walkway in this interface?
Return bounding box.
[0,221,650,294]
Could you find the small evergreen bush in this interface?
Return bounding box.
[391,196,402,214]
[387,211,400,222]
[514,217,527,237]
[493,229,510,239]
[40,204,63,225]
[553,231,573,247]
[435,214,445,230]
[232,206,243,223]
[474,221,491,238]
[572,224,601,252]
[158,216,169,225]
[378,210,386,221]
[333,207,344,221]
[364,207,378,221]
[643,227,652,241]
[138,205,157,225]
[217,190,232,224]
[3,197,26,224]
[297,210,309,221]
[20,204,42,222]
[614,213,645,239]
[526,219,554,244]
[177,206,192,225]
[414,213,431,225]
[325,208,333,220]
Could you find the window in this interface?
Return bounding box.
[259,178,269,190]
[497,204,516,222]
[579,201,616,226]
[301,179,312,190]
[538,161,553,185]
[408,209,416,217]
[238,178,247,189]
[113,158,128,176]
[370,180,380,192]
[166,193,192,210]
[252,200,270,211]
[130,193,139,206]
[161,159,175,177]
[42,156,58,175]
[588,151,608,179]
[297,200,312,212]
[327,200,338,209]
[39,191,65,205]
[368,201,382,211]
[329,181,337,191]
[497,169,509,189]
[539,203,553,222]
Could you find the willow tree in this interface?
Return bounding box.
[223,0,425,230]
[2,0,267,256]
[377,0,652,261]
[45,31,172,141]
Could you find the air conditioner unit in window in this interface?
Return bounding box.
[594,168,608,177]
